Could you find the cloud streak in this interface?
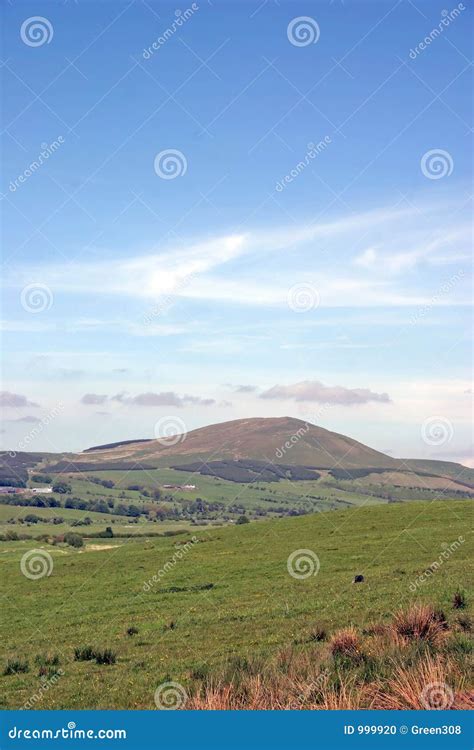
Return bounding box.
[260,380,391,405]
[81,392,217,408]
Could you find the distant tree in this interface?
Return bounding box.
[31,474,52,484]
[153,488,162,501]
[52,481,72,495]
[64,532,84,548]
[127,505,141,517]
[236,515,250,525]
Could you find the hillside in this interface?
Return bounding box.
[1,499,471,709]
[38,416,472,491]
[74,417,403,468]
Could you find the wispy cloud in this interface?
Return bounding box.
[260,380,391,405]
[81,392,218,407]
[6,200,470,310]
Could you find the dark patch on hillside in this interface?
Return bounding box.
[84,439,153,453]
[173,459,320,483]
[43,459,158,474]
[0,452,45,487]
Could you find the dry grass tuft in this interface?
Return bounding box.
[369,654,467,710]
[184,603,472,710]
[329,627,361,659]
[392,604,448,647]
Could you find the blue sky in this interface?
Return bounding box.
[1,0,472,461]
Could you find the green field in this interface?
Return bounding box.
[1,499,471,709]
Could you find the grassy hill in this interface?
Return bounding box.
[0,499,471,709]
[74,417,401,468]
[28,417,472,496]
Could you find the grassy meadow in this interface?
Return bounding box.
[0,498,471,709]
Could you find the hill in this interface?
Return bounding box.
[39,416,472,493]
[82,417,398,468]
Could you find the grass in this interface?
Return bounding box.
[186,612,472,709]
[0,499,471,709]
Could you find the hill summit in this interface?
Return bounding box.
[85,416,397,470]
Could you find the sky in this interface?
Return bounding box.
[0,0,472,463]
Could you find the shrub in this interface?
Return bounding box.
[452,589,467,610]
[126,627,139,637]
[64,532,84,548]
[329,627,361,659]
[52,481,72,494]
[74,646,95,661]
[236,515,250,525]
[35,653,60,667]
[392,604,448,646]
[95,649,116,665]
[4,658,29,675]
